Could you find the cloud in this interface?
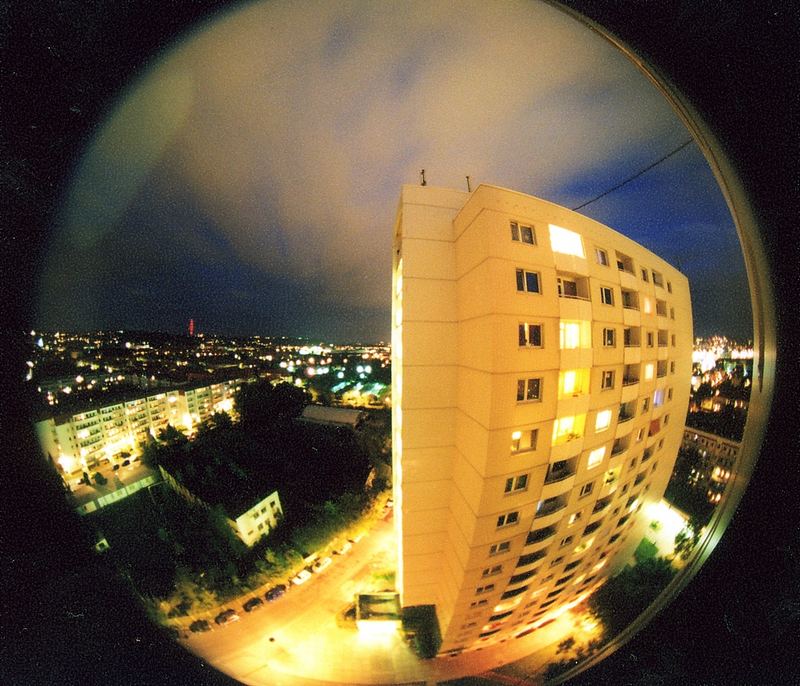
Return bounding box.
[37,0,741,339]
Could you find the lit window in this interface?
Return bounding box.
[549,224,585,257]
[643,297,652,314]
[595,409,612,432]
[644,363,654,381]
[518,323,543,347]
[560,321,581,349]
[587,446,606,469]
[602,328,616,347]
[562,370,576,395]
[568,511,583,526]
[515,269,541,293]
[653,389,665,407]
[600,286,614,305]
[517,378,542,402]
[511,428,538,454]
[595,248,609,266]
[510,221,536,245]
[552,415,583,444]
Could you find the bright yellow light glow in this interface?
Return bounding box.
[560,321,581,349]
[549,224,585,257]
[587,446,605,468]
[356,620,399,638]
[552,414,584,445]
[593,559,607,572]
[562,370,576,394]
[58,454,76,472]
[552,415,575,444]
[511,430,522,440]
[644,363,654,380]
[77,429,89,439]
[595,409,612,432]
[643,297,652,314]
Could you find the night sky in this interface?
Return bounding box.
[34,0,752,343]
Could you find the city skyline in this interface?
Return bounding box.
[35,0,752,343]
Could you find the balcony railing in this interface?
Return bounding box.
[617,412,634,423]
[622,377,639,386]
[544,466,576,484]
[535,500,567,518]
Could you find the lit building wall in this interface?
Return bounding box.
[393,184,693,653]
[681,428,741,504]
[232,491,284,546]
[34,380,243,479]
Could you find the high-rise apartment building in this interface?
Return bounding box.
[392,184,692,653]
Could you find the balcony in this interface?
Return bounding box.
[621,289,639,310]
[535,496,568,519]
[544,457,578,484]
[592,495,613,514]
[508,567,539,586]
[610,439,628,457]
[526,526,556,545]
[516,549,548,568]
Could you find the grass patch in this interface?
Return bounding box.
[634,537,658,564]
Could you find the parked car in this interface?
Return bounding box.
[243,597,263,612]
[265,584,287,602]
[312,556,332,573]
[214,609,240,625]
[334,540,352,555]
[189,619,211,633]
[291,569,312,585]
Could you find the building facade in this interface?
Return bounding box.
[392,184,692,653]
[35,378,246,481]
[159,464,283,547]
[680,428,740,504]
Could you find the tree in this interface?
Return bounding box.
[158,424,188,446]
[674,515,703,560]
[196,411,232,435]
[236,380,308,433]
[588,556,676,638]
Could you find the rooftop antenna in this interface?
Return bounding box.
[466,175,472,192]
[420,169,427,186]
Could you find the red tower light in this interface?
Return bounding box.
[189,318,195,337]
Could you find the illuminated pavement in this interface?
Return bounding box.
[178,512,600,685]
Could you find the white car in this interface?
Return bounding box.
[291,569,312,585]
[334,540,352,555]
[312,556,332,573]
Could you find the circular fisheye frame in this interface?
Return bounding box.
[7,1,793,685]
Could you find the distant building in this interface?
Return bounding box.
[392,184,692,653]
[159,463,283,547]
[299,404,365,428]
[34,378,247,482]
[680,428,741,504]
